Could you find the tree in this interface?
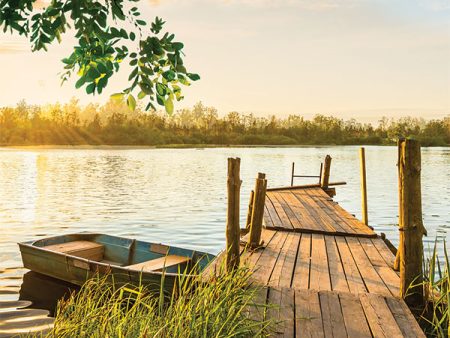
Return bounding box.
[0,0,200,113]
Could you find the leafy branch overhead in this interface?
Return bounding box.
[0,0,200,113]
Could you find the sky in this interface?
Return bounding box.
[0,0,449,122]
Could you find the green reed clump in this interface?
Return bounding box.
[33,266,272,338]
[418,241,449,337]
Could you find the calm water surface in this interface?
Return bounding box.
[0,146,449,332]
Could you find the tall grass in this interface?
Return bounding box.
[418,241,449,337]
[30,266,272,338]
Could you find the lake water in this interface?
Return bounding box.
[0,146,449,334]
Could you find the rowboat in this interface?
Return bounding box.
[18,233,215,292]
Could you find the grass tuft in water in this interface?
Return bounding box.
[30,266,272,338]
[415,240,449,337]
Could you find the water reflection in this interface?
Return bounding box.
[0,271,75,337]
[19,272,78,316]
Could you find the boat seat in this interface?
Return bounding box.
[127,255,191,272]
[43,241,104,261]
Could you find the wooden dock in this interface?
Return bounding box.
[204,186,425,337]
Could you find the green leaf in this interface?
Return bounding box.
[75,77,86,89]
[172,42,184,51]
[127,94,137,111]
[164,97,174,114]
[187,73,200,81]
[136,20,146,26]
[138,91,146,99]
[163,70,176,81]
[156,83,166,96]
[86,83,96,94]
[97,63,108,74]
[128,67,139,80]
[86,67,101,81]
[130,32,136,41]
[111,93,124,101]
[156,94,164,106]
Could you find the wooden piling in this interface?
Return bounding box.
[291,163,295,186]
[359,147,369,226]
[321,155,332,189]
[245,190,255,230]
[226,157,242,271]
[249,173,267,248]
[395,139,426,304]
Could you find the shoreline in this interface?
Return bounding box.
[0,143,448,150]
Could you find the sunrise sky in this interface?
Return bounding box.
[0,0,449,121]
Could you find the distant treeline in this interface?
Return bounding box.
[1,99,449,146]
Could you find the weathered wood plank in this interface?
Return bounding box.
[295,289,324,338]
[309,234,331,291]
[385,296,426,338]
[359,238,400,297]
[292,234,311,289]
[359,293,404,337]
[252,231,289,285]
[319,291,347,338]
[339,292,372,338]
[273,192,308,231]
[241,229,278,269]
[269,233,299,288]
[346,237,392,296]
[292,190,336,233]
[267,287,295,338]
[324,236,349,292]
[372,237,397,269]
[267,192,294,230]
[263,204,275,228]
[264,195,286,229]
[335,236,366,294]
[305,189,349,234]
[277,192,321,232]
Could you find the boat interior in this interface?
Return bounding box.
[30,233,212,274]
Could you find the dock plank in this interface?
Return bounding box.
[295,290,324,338]
[339,292,372,338]
[324,236,350,292]
[346,237,392,296]
[309,234,331,291]
[292,234,311,289]
[267,287,295,337]
[360,293,404,337]
[335,236,367,294]
[267,192,294,230]
[319,291,347,338]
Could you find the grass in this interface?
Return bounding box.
[29,265,273,338]
[416,241,449,337]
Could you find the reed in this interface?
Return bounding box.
[410,240,449,337]
[29,265,273,338]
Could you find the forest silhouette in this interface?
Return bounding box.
[1,99,448,147]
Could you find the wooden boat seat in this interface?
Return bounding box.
[43,241,104,261]
[127,255,190,272]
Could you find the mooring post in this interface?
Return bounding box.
[249,173,267,248]
[245,190,255,230]
[291,162,295,186]
[226,157,242,271]
[395,139,426,304]
[321,155,332,189]
[359,147,369,226]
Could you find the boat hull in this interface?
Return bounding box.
[18,233,215,293]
